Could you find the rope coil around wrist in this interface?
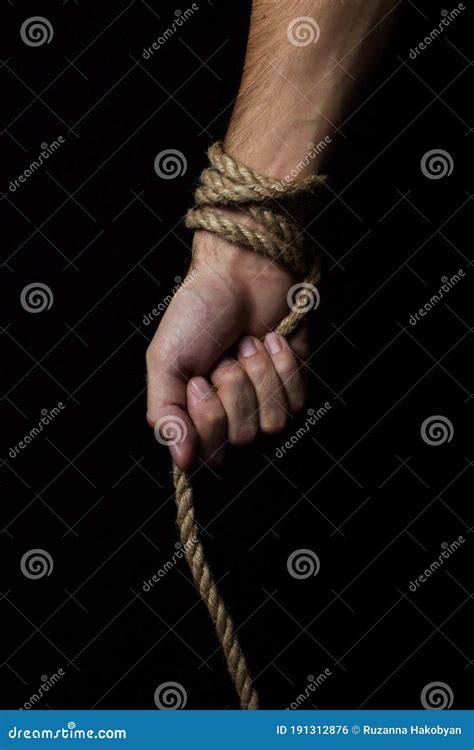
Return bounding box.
[173,142,326,709]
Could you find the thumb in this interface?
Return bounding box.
[146,349,198,471]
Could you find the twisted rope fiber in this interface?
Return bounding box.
[173,142,325,709]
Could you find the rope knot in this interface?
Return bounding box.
[186,141,325,289]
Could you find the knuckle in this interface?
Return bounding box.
[145,345,158,368]
[243,354,268,381]
[261,409,287,435]
[275,352,297,379]
[229,415,258,446]
[205,404,227,429]
[214,364,246,390]
[291,391,307,413]
[229,420,258,447]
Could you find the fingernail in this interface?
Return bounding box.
[215,357,234,368]
[238,336,257,358]
[191,376,212,401]
[264,332,282,355]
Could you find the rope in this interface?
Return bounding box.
[172,141,325,709]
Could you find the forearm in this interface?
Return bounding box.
[150,2,404,467]
[224,0,401,179]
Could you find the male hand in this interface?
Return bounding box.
[146,229,310,470]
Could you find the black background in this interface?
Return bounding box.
[1,0,472,711]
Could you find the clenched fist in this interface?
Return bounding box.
[146,229,310,470]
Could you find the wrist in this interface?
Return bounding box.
[191,228,296,286]
[188,141,321,281]
[224,121,331,182]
